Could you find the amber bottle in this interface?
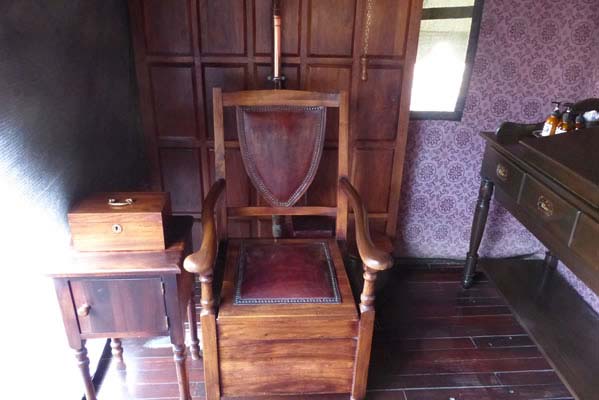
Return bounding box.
[541,101,561,136]
[556,103,574,134]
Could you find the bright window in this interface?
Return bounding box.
[410,0,484,120]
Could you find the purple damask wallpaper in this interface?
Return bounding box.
[395,0,599,311]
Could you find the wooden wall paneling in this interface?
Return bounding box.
[127,0,161,188]
[303,63,352,214]
[306,64,352,141]
[254,0,301,56]
[363,0,410,58]
[355,66,402,141]
[150,65,198,137]
[307,0,357,57]
[306,148,338,207]
[159,148,203,213]
[385,0,423,236]
[203,65,248,139]
[199,0,247,56]
[351,147,394,214]
[142,0,192,56]
[345,0,368,239]
[189,0,210,247]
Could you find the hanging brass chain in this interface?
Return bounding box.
[362,0,374,56]
[361,0,375,81]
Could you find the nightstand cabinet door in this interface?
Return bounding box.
[70,278,169,336]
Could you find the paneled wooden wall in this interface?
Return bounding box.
[127,0,422,243]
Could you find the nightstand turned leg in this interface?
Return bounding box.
[463,178,494,288]
[172,344,192,400]
[110,338,125,369]
[74,341,96,400]
[188,297,201,360]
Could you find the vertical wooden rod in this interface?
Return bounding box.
[268,0,285,90]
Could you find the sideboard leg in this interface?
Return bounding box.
[463,178,494,288]
[110,338,125,369]
[188,297,201,360]
[538,251,559,290]
[172,344,192,400]
[542,251,559,271]
[74,341,97,400]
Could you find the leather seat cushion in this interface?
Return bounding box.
[234,241,341,304]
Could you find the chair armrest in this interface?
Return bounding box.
[339,177,392,271]
[183,179,226,276]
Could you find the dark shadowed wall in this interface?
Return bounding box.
[0,1,145,397]
[396,0,599,311]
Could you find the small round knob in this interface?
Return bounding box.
[77,303,91,317]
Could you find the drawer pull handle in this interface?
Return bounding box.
[77,304,91,317]
[537,195,554,217]
[108,198,134,207]
[112,224,123,234]
[496,164,509,181]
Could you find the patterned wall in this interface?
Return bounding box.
[395,0,599,310]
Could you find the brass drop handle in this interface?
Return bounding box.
[537,195,554,217]
[496,163,509,181]
[77,303,91,317]
[108,198,134,207]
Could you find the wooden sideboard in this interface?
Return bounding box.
[463,124,599,399]
[50,216,199,400]
[463,126,598,292]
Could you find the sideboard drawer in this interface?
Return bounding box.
[70,278,169,336]
[519,176,579,244]
[481,147,524,200]
[571,214,599,269]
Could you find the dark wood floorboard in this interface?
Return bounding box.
[483,259,599,400]
[93,263,574,400]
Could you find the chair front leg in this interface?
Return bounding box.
[351,266,379,400]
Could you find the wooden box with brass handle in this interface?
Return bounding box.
[68,192,171,251]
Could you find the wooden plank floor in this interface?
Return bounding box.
[483,259,599,400]
[94,264,574,400]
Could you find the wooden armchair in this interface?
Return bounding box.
[184,89,392,400]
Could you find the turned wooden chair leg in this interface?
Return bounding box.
[351,266,378,400]
[110,338,125,369]
[74,341,97,400]
[187,296,201,360]
[463,178,494,288]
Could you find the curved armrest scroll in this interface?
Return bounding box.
[339,177,392,271]
[183,179,226,276]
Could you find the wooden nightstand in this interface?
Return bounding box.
[50,216,199,400]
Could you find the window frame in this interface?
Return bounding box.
[410,0,485,121]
